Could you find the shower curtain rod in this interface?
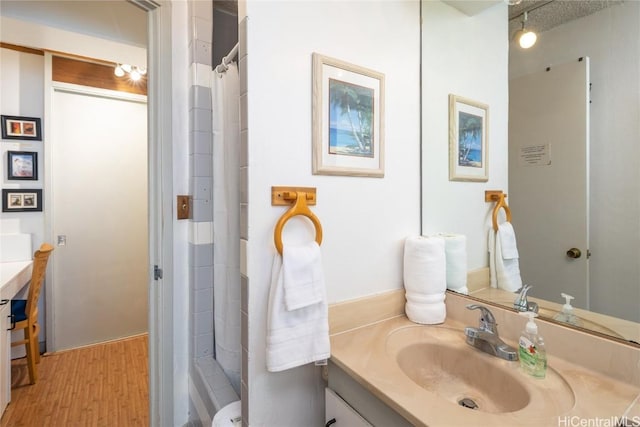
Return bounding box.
[215,42,239,74]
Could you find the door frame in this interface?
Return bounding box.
[42,1,175,425]
[146,2,176,425]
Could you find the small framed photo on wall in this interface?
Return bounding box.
[7,151,38,180]
[1,115,42,141]
[2,189,43,212]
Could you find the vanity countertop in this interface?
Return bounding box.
[330,313,640,427]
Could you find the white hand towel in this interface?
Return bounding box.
[489,223,523,292]
[438,233,468,294]
[498,222,519,259]
[266,253,330,372]
[283,242,324,311]
[403,236,447,324]
[488,229,497,288]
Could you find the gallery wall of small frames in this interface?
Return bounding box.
[2,115,43,213]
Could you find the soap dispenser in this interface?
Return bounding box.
[553,293,583,326]
[518,312,547,378]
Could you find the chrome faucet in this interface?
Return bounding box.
[464,304,518,361]
[514,284,539,313]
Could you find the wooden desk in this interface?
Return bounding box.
[1,261,33,300]
[0,261,33,414]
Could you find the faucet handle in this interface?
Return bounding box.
[466,304,498,333]
[517,284,532,297]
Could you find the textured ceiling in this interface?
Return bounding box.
[508,0,623,38]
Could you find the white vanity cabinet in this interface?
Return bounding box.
[327,361,413,427]
[325,388,372,427]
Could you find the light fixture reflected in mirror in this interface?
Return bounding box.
[519,30,537,48]
[516,11,537,49]
[505,0,523,5]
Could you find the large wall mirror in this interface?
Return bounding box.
[422,0,639,345]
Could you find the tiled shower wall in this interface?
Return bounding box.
[238,15,249,427]
[188,0,215,361]
[187,1,248,423]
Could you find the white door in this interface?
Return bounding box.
[509,58,590,309]
[49,84,148,351]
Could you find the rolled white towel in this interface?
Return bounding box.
[438,233,468,294]
[403,235,447,296]
[406,299,447,325]
[403,236,447,324]
[405,292,446,304]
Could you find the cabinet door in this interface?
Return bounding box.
[0,300,10,414]
[325,388,372,427]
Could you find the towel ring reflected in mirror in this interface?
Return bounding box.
[274,191,323,255]
[491,194,512,231]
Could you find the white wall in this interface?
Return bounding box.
[421,1,509,269]
[170,1,191,423]
[244,1,421,425]
[0,17,149,242]
[0,16,146,67]
[0,49,45,245]
[509,2,640,322]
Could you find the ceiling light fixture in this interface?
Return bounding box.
[130,69,142,82]
[114,63,147,81]
[114,64,125,78]
[517,11,537,49]
[505,0,523,5]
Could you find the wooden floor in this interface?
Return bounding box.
[0,334,149,427]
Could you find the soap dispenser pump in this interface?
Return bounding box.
[518,311,547,378]
[553,293,582,326]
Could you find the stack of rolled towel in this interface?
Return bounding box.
[439,233,469,295]
[403,234,468,324]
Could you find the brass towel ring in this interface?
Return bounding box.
[492,194,512,231]
[274,191,323,255]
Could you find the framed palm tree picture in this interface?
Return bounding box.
[448,94,489,182]
[312,53,385,177]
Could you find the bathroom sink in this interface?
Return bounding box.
[387,326,575,416]
[397,341,529,413]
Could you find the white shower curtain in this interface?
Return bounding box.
[211,62,241,394]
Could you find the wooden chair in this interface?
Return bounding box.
[10,243,54,385]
